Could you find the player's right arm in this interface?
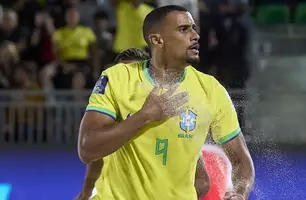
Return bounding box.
[75,160,103,200]
[209,78,254,199]
[78,71,188,164]
[78,105,150,164]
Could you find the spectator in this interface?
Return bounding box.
[5,65,45,143]
[78,0,100,28]
[51,6,98,89]
[11,64,41,91]
[199,0,251,134]
[0,9,27,86]
[0,9,27,56]
[111,0,153,55]
[28,12,55,71]
[93,10,113,70]
[0,42,19,83]
[12,0,41,33]
[46,0,79,28]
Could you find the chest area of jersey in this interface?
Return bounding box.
[116,81,213,139]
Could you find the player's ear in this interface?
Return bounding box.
[149,34,163,47]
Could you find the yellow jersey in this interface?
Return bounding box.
[52,26,96,60]
[86,61,240,200]
[113,1,153,53]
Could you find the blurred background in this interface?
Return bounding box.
[0,0,306,199]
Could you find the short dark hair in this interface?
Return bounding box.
[114,48,150,63]
[93,10,109,21]
[142,5,188,44]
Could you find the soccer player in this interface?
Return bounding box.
[78,5,255,200]
[75,48,209,200]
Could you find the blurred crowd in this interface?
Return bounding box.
[0,0,253,93]
[1,0,113,93]
[0,0,254,139]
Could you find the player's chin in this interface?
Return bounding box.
[186,55,200,65]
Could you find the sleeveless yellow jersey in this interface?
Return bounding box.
[86,61,240,200]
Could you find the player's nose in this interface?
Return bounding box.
[191,29,200,42]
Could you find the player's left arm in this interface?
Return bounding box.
[195,154,210,199]
[221,133,254,199]
[210,80,254,199]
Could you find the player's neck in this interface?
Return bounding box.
[149,58,186,87]
[67,24,78,29]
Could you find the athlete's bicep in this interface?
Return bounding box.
[79,112,116,151]
[80,112,116,136]
[221,133,250,164]
[78,111,116,163]
[211,82,240,144]
[78,71,119,162]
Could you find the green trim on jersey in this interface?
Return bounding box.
[198,152,203,159]
[217,128,241,144]
[86,106,117,119]
[143,61,154,85]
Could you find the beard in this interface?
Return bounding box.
[185,47,200,65]
[186,55,200,65]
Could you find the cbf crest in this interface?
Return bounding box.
[180,109,197,132]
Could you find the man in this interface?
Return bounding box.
[75,48,148,200]
[0,9,27,61]
[78,5,254,200]
[110,0,153,54]
[0,9,28,87]
[52,7,98,89]
[75,48,209,200]
[92,10,113,70]
[199,0,251,133]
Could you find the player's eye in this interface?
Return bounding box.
[179,27,188,32]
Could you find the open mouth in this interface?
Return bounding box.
[188,43,200,54]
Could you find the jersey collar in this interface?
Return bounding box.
[142,60,187,86]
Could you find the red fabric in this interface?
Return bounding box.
[200,147,231,200]
[41,29,54,63]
